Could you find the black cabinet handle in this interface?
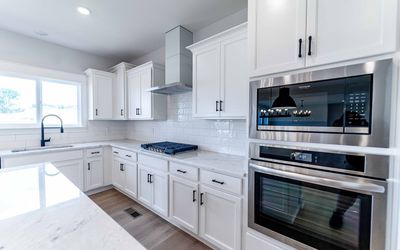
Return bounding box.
[308,36,312,56]
[95,109,98,116]
[138,108,141,115]
[149,174,153,184]
[298,38,303,58]
[88,163,91,171]
[216,101,219,111]
[125,154,132,158]
[120,163,124,171]
[177,169,187,174]
[200,193,204,205]
[121,109,124,116]
[219,100,223,111]
[193,190,196,202]
[91,151,100,155]
[113,151,119,154]
[147,174,150,183]
[212,179,225,185]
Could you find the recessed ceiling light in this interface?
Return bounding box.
[34,30,48,36]
[77,6,91,15]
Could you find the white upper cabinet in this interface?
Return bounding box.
[127,62,167,120]
[249,0,307,77]
[249,0,398,77]
[305,0,398,67]
[188,23,248,119]
[109,62,135,120]
[86,69,115,120]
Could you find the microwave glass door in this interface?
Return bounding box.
[256,75,372,134]
[254,172,371,250]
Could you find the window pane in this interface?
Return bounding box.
[0,76,37,124]
[42,81,79,125]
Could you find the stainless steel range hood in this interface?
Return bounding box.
[148,26,193,95]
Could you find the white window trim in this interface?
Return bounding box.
[0,60,87,129]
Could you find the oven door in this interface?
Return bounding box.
[248,161,387,250]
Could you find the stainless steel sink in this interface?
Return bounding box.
[11,145,74,153]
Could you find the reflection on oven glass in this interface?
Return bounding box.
[257,174,371,250]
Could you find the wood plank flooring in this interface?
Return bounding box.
[89,189,211,250]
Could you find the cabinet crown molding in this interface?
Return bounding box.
[187,22,247,52]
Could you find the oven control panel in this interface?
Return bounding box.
[290,152,312,163]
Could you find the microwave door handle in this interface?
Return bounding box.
[249,163,385,194]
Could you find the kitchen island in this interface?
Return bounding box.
[0,163,145,250]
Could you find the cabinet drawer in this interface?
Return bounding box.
[170,162,198,181]
[112,147,137,162]
[138,154,168,172]
[200,170,242,195]
[86,147,103,158]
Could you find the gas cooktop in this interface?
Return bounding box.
[140,141,198,155]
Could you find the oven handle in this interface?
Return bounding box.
[249,163,385,194]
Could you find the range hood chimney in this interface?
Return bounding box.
[148,26,193,95]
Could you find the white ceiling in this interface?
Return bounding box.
[0,0,247,61]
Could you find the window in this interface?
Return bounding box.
[0,74,82,128]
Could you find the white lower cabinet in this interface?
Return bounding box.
[169,175,199,234]
[53,159,84,190]
[138,165,169,217]
[85,157,104,191]
[199,185,242,250]
[124,162,138,197]
[112,156,138,198]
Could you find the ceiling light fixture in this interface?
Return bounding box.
[77,6,91,15]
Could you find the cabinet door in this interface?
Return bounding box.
[306,0,397,67]
[85,157,104,191]
[113,68,126,120]
[53,160,83,190]
[152,171,168,217]
[249,0,307,77]
[139,67,153,119]
[112,159,125,190]
[199,185,242,250]
[93,73,113,119]
[220,33,248,118]
[125,162,137,198]
[138,166,153,207]
[170,176,198,233]
[193,45,221,118]
[127,71,141,119]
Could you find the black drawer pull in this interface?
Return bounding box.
[149,174,153,184]
[91,151,100,154]
[193,190,196,202]
[200,193,204,205]
[120,163,124,171]
[212,179,225,185]
[177,169,187,174]
[308,36,312,56]
[113,151,119,154]
[88,163,91,171]
[147,174,150,183]
[216,101,219,111]
[125,155,132,158]
[121,109,124,116]
[219,100,223,111]
[298,38,303,58]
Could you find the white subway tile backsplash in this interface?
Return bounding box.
[126,92,247,156]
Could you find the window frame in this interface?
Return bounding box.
[0,64,85,129]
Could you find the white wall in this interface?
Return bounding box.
[0,29,119,74]
[0,29,126,150]
[128,9,248,156]
[131,9,248,66]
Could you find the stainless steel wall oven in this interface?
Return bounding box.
[248,143,389,250]
[249,59,393,147]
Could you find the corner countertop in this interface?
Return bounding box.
[0,140,248,178]
[0,163,145,250]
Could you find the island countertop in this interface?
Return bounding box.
[0,163,145,250]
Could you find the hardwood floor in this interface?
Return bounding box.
[89,189,211,250]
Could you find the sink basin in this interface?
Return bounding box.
[11,145,74,153]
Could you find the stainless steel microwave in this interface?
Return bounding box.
[249,59,393,147]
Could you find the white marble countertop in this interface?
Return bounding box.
[0,163,145,250]
[0,140,248,178]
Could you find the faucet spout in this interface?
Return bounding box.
[41,114,64,147]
